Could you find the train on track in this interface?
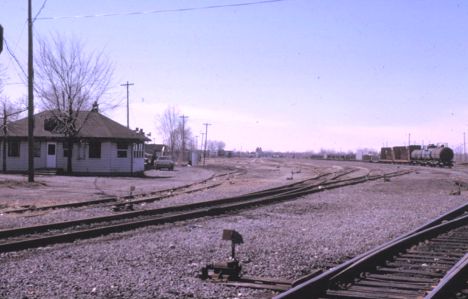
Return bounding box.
[310,144,454,167]
[379,144,454,167]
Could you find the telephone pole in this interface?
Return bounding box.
[120,81,134,128]
[2,106,7,172]
[27,0,34,182]
[203,123,211,166]
[200,132,205,153]
[180,115,188,161]
[464,132,466,162]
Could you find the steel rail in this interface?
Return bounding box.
[0,171,408,253]
[3,168,245,214]
[3,167,357,214]
[109,165,327,208]
[274,204,468,299]
[424,253,468,299]
[0,173,326,238]
[0,171,347,239]
[0,177,362,253]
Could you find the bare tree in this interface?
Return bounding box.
[175,122,193,161]
[34,35,114,174]
[156,106,195,161]
[207,140,226,153]
[157,106,180,157]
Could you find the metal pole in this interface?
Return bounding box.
[120,81,134,128]
[27,0,34,182]
[231,242,236,260]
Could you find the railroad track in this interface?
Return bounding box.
[0,169,410,254]
[3,167,247,214]
[3,166,352,214]
[274,202,468,299]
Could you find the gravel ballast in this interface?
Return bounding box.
[0,158,467,298]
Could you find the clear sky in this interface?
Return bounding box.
[1,0,468,153]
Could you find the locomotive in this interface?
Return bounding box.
[380,144,454,167]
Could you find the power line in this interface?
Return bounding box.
[4,82,25,86]
[36,0,289,20]
[33,0,48,22]
[3,38,28,83]
[4,20,27,76]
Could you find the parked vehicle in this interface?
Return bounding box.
[154,156,175,170]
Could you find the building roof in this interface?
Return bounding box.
[1,110,148,141]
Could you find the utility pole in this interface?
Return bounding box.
[180,115,188,161]
[0,24,3,55]
[2,106,7,172]
[203,123,211,166]
[464,132,466,162]
[200,132,205,154]
[408,133,411,146]
[27,0,34,182]
[120,81,134,128]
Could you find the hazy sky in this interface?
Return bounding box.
[2,0,468,152]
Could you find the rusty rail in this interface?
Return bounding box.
[0,170,407,254]
[3,168,245,214]
[274,202,468,299]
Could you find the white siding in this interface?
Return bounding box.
[1,140,144,175]
[35,141,47,169]
[0,141,46,171]
[58,141,144,174]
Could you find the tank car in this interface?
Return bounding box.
[410,144,454,167]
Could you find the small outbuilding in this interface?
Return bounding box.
[0,110,148,176]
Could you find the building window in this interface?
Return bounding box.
[34,141,41,158]
[133,143,143,158]
[48,143,56,155]
[89,142,101,159]
[117,142,128,158]
[8,141,20,157]
[63,143,70,158]
[44,118,58,132]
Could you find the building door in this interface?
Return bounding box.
[46,142,57,168]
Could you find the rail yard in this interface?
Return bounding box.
[0,158,467,298]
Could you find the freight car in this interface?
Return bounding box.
[325,153,356,161]
[379,144,453,167]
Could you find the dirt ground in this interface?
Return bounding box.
[0,157,326,210]
[0,163,218,210]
